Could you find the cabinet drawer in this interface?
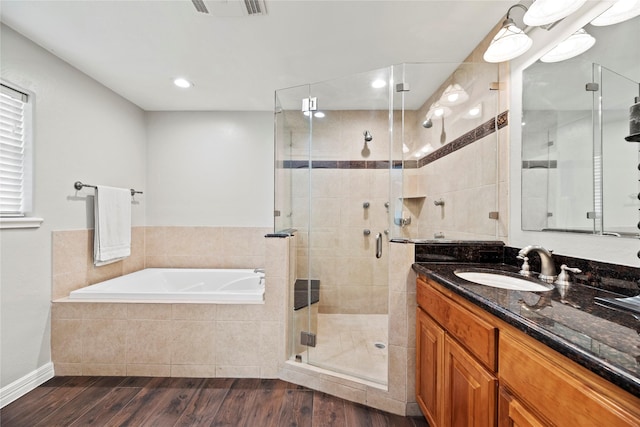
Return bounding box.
[417,277,497,371]
[500,332,640,427]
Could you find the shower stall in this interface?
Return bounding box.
[274,62,501,386]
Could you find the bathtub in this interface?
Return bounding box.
[68,268,265,303]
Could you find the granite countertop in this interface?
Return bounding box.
[413,262,640,398]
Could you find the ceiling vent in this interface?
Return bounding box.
[191,0,209,14]
[244,0,267,15]
[191,0,267,16]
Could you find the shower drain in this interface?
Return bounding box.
[374,342,386,349]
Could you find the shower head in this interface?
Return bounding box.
[363,130,373,142]
[422,119,433,128]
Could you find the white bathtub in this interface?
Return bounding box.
[68,268,265,303]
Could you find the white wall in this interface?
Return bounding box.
[145,111,273,227]
[0,24,147,388]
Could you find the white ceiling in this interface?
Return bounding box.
[0,0,510,111]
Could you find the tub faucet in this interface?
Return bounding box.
[517,245,557,284]
[254,268,265,274]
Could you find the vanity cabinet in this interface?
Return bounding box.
[416,308,443,427]
[498,387,548,427]
[499,330,640,427]
[416,277,497,427]
[416,275,640,427]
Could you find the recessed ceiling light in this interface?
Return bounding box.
[314,112,325,118]
[173,78,193,88]
[371,79,387,89]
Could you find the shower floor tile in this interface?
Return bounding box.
[306,313,388,385]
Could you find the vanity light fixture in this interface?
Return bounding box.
[539,28,595,63]
[426,102,452,120]
[420,144,435,154]
[173,77,193,88]
[590,0,640,26]
[439,83,469,107]
[483,4,533,63]
[523,0,588,27]
[463,103,483,119]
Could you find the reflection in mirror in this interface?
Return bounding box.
[521,14,640,238]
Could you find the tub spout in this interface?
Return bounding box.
[254,268,265,274]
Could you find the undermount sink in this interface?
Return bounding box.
[454,269,554,292]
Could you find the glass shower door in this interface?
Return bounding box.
[293,67,394,385]
[596,64,640,236]
[274,83,314,367]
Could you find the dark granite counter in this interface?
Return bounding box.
[413,262,640,398]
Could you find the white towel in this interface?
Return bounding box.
[94,185,131,266]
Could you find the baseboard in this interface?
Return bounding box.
[0,362,55,408]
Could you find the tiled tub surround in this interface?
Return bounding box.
[51,229,289,379]
[412,244,640,399]
[52,226,270,299]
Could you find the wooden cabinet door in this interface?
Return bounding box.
[498,387,548,427]
[443,335,497,427]
[416,308,444,427]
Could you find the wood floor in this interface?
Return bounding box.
[0,376,429,426]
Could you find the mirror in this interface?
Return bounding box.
[521,14,640,238]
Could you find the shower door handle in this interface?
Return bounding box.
[375,233,382,259]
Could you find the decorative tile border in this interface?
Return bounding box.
[280,110,508,170]
[418,110,508,168]
[281,160,403,169]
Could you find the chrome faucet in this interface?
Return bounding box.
[517,245,557,283]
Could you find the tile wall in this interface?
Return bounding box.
[51,227,289,379]
[291,166,390,314]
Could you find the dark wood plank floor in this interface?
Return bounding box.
[0,376,429,426]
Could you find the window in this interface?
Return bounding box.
[0,81,40,228]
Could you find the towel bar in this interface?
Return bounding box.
[74,181,143,197]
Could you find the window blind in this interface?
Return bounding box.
[0,84,28,216]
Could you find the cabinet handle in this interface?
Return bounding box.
[376,233,382,259]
